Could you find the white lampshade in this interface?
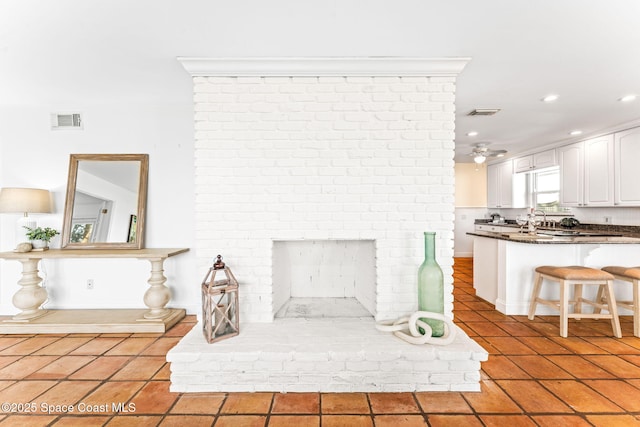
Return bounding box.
[0,188,52,244]
[0,188,52,215]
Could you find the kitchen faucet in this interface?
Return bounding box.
[533,210,556,228]
[526,209,547,234]
[534,210,547,224]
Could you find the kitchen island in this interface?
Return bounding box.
[468,230,640,315]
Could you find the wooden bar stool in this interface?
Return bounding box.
[528,266,622,338]
[598,266,640,337]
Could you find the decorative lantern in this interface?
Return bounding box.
[202,255,239,343]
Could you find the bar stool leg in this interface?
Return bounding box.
[632,279,640,337]
[559,280,569,338]
[528,272,543,320]
[593,285,605,315]
[574,283,583,316]
[603,280,622,338]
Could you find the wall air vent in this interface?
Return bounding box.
[467,109,501,116]
[51,113,83,130]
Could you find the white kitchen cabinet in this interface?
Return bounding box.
[472,237,498,304]
[534,149,558,170]
[487,161,514,208]
[513,149,557,173]
[513,156,534,173]
[614,127,640,206]
[584,135,614,206]
[558,142,583,206]
[475,224,515,233]
[558,135,614,207]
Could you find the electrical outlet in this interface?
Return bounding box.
[604,216,612,224]
[86,279,94,290]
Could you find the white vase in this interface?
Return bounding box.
[31,240,48,250]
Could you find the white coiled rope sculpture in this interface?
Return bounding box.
[375,311,456,346]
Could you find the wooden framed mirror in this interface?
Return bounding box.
[61,154,149,249]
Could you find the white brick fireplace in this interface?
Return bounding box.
[168,58,488,392]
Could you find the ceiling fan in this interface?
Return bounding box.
[468,143,507,164]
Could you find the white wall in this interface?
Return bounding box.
[454,163,488,257]
[193,75,458,322]
[570,207,640,226]
[2,1,635,316]
[0,104,199,314]
[455,163,487,207]
[454,208,488,257]
[0,0,475,318]
[0,1,469,318]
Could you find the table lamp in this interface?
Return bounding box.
[0,187,52,243]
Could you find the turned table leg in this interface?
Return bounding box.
[142,257,171,319]
[10,258,48,321]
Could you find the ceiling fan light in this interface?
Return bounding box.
[473,154,486,164]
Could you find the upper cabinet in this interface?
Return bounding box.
[584,135,614,206]
[614,127,640,206]
[513,149,557,173]
[558,142,584,206]
[513,156,534,173]
[559,134,615,207]
[488,126,640,210]
[487,161,515,208]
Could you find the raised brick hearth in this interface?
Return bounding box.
[168,318,488,393]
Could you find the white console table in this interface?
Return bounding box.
[0,248,189,333]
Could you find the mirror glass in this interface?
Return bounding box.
[61,154,149,249]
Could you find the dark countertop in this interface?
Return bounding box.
[474,218,640,238]
[468,230,640,244]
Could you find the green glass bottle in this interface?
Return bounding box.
[417,231,445,337]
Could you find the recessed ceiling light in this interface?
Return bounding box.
[467,131,478,137]
[542,94,559,102]
[569,130,583,136]
[620,94,637,102]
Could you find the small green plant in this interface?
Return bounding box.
[23,226,60,242]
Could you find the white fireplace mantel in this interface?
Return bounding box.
[177,56,470,77]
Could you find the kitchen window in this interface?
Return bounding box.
[529,167,565,212]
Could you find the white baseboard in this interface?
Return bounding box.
[454,251,473,258]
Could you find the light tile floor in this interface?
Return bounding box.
[0,257,639,426]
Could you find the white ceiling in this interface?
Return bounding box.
[1,0,639,163]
